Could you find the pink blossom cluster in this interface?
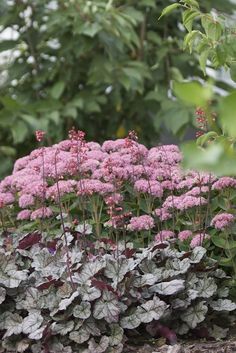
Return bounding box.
[0,134,236,250]
[128,215,154,231]
[211,213,235,230]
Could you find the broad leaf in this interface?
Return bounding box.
[150,279,185,295]
[180,301,208,328]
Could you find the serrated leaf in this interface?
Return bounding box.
[85,336,110,353]
[150,279,185,295]
[181,301,208,328]
[28,326,45,340]
[3,313,23,338]
[93,290,120,323]
[138,296,167,323]
[51,321,74,335]
[73,302,91,319]
[109,324,124,346]
[69,328,90,344]
[194,277,217,298]
[22,312,44,335]
[190,247,206,263]
[80,259,106,282]
[209,325,229,340]
[58,290,80,311]
[80,284,101,302]
[105,258,131,287]
[133,273,157,287]
[120,310,141,329]
[210,299,236,311]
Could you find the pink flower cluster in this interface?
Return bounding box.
[211,213,235,230]
[0,133,235,250]
[128,215,154,231]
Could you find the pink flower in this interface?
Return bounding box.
[134,179,163,197]
[155,230,175,243]
[31,207,53,220]
[153,208,172,221]
[178,230,192,241]
[17,209,32,220]
[190,233,209,248]
[0,192,15,205]
[211,213,234,230]
[128,215,154,231]
[212,177,236,190]
[18,194,34,208]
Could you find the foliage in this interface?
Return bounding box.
[0,229,235,352]
[0,0,236,177]
[2,134,236,280]
[160,0,236,176]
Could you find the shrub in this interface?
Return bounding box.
[0,230,235,352]
[1,131,236,275]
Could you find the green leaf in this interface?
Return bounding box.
[81,23,102,37]
[158,4,181,20]
[183,30,201,52]
[220,92,236,137]
[182,9,200,32]
[50,81,65,99]
[173,81,213,107]
[0,40,18,51]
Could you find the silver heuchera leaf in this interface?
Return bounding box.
[106,344,124,353]
[175,322,190,335]
[210,299,236,311]
[28,325,46,340]
[80,284,101,302]
[22,312,44,335]
[58,290,80,311]
[133,273,157,287]
[73,302,91,319]
[69,328,90,344]
[166,258,191,274]
[15,339,30,353]
[83,336,110,353]
[209,325,229,340]
[51,321,74,335]
[16,287,39,310]
[2,313,23,338]
[93,290,120,323]
[180,301,208,329]
[172,298,190,310]
[150,279,185,295]
[139,259,158,274]
[120,310,141,329]
[0,287,6,304]
[31,248,66,279]
[194,277,217,298]
[217,287,229,298]
[83,317,101,337]
[109,324,124,346]
[104,258,132,287]
[79,259,106,282]
[49,342,72,353]
[137,296,167,323]
[189,247,207,264]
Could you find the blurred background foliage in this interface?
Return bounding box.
[0,0,236,177]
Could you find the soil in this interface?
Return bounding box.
[125,340,236,353]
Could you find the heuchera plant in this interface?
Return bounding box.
[0,230,235,352]
[1,130,236,274]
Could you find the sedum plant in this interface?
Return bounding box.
[0,230,235,352]
[1,131,236,276]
